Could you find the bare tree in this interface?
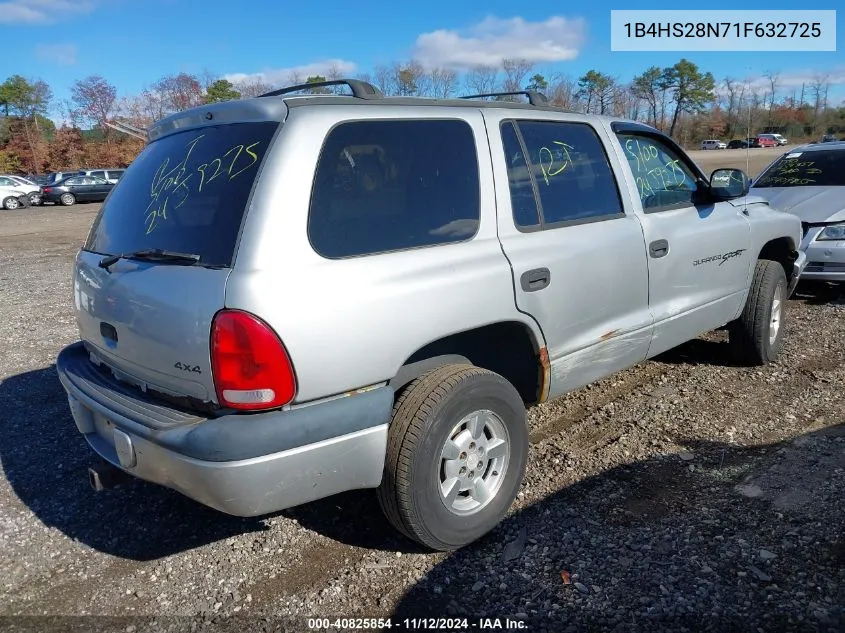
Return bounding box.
[464,66,499,96]
[70,75,117,138]
[425,67,459,99]
[233,78,276,98]
[324,62,346,94]
[614,83,642,119]
[198,68,219,92]
[764,70,779,126]
[392,60,425,96]
[722,77,745,136]
[501,58,533,98]
[545,72,578,109]
[373,65,394,95]
[809,74,830,133]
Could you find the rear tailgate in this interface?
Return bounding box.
[73,252,230,402]
[75,118,281,406]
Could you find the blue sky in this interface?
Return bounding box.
[2,0,843,115]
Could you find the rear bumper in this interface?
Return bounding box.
[57,342,392,516]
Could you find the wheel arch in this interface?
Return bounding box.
[388,320,549,406]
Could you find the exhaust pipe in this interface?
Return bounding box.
[88,462,129,491]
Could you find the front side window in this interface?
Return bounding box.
[501,120,624,229]
[616,133,699,211]
[308,119,480,258]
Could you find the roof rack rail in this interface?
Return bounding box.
[258,79,384,100]
[459,90,549,106]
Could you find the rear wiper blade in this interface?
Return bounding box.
[98,249,201,270]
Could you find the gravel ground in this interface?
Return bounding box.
[0,202,843,633]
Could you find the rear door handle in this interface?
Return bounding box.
[649,239,669,258]
[520,267,551,292]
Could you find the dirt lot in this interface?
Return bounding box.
[689,144,792,177]
[0,193,843,633]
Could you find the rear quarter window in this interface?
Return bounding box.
[84,121,280,268]
[307,119,480,258]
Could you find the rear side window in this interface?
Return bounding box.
[308,119,480,258]
[91,170,107,179]
[500,120,624,229]
[85,121,279,268]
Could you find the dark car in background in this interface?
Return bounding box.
[727,139,751,149]
[42,175,115,206]
[26,173,50,185]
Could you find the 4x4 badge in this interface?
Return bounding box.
[174,362,202,374]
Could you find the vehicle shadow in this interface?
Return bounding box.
[390,425,845,632]
[0,365,271,561]
[655,280,843,368]
[792,280,845,306]
[281,490,429,554]
[652,334,737,368]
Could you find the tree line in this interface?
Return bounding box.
[1,58,843,174]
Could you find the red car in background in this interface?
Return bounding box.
[756,136,778,148]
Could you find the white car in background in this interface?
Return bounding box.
[0,186,31,210]
[701,139,727,150]
[0,175,42,205]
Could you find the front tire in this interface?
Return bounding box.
[60,193,76,206]
[729,259,788,365]
[377,364,529,551]
[3,196,20,210]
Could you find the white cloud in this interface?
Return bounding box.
[413,15,587,70]
[741,67,845,91]
[35,43,77,65]
[0,0,95,24]
[223,59,358,87]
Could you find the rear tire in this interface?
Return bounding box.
[728,259,788,365]
[60,193,76,206]
[377,364,528,551]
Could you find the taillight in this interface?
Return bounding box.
[210,309,296,411]
[43,187,52,193]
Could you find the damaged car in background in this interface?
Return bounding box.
[751,142,845,285]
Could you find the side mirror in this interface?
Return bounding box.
[710,168,750,200]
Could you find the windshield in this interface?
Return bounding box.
[753,150,845,188]
[84,121,280,267]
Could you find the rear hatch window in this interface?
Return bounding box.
[85,121,280,267]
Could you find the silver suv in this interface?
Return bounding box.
[56,79,806,551]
